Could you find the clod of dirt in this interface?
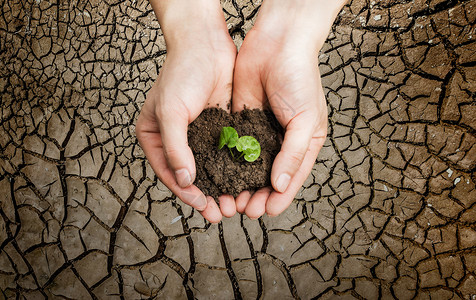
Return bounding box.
[188,108,282,199]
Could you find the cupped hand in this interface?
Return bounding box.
[136,2,237,223]
[232,0,346,218]
[232,29,328,219]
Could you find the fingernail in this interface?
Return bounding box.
[175,168,191,188]
[196,194,208,211]
[275,173,291,193]
[194,194,208,211]
[180,191,207,211]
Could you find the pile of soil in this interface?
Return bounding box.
[188,108,282,199]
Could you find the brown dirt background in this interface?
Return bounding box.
[0,0,475,299]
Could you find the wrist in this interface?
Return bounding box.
[150,0,230,52]
[253,0,346,52]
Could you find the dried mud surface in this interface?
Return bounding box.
[188,108,281,199]
[0,0,475,299]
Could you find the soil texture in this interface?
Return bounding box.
[2,0,475,298]
[188,108,282,198]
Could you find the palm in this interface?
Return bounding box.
[232,29,328,218]
[136,39,237,223]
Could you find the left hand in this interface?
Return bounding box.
[231,0,346,219]
[136,0,238,223]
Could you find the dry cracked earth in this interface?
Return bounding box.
[1,0,475,299]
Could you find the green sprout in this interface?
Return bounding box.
[218,127,238,149]
[218,127,261,162]
[236,136,261,162]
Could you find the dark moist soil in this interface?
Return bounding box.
[188,108,282,199]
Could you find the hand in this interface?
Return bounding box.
[136,0,237,223]
[232,0,347,218]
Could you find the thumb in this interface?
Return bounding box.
[231,66,265,112]
[271,113,316,193]
[231,43,266,112]
[157,105,196,188]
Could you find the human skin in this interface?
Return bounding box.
[232,0,348,218]
[136,0,347,222]
[135,0,238,223]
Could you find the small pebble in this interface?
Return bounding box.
[446,168,453,178]
[171,216,182,224]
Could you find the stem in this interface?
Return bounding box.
[233,152,244,162]
[229,147,235,160]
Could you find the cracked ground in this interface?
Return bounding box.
[1,0,475,299]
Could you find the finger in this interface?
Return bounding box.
[157,103,197,188]
[200,196,222,224]
[206,38,236,112]
[245,187,272,220]
[231,51,266,113]
[218,194,237,218]
[136,126,208,211]
[271,113,317,193]
[178,188,208,211]
[266,137,325,217]
[235,191,251,214]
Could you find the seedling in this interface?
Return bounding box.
[218,127,238,149]
[218,127,261,162]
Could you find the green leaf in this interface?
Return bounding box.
[219,127,239,149]
[236,136,261,162]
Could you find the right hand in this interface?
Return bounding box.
[231,0,346,219]
[136,0,237,223]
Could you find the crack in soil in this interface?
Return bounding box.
[0,0,475,299]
